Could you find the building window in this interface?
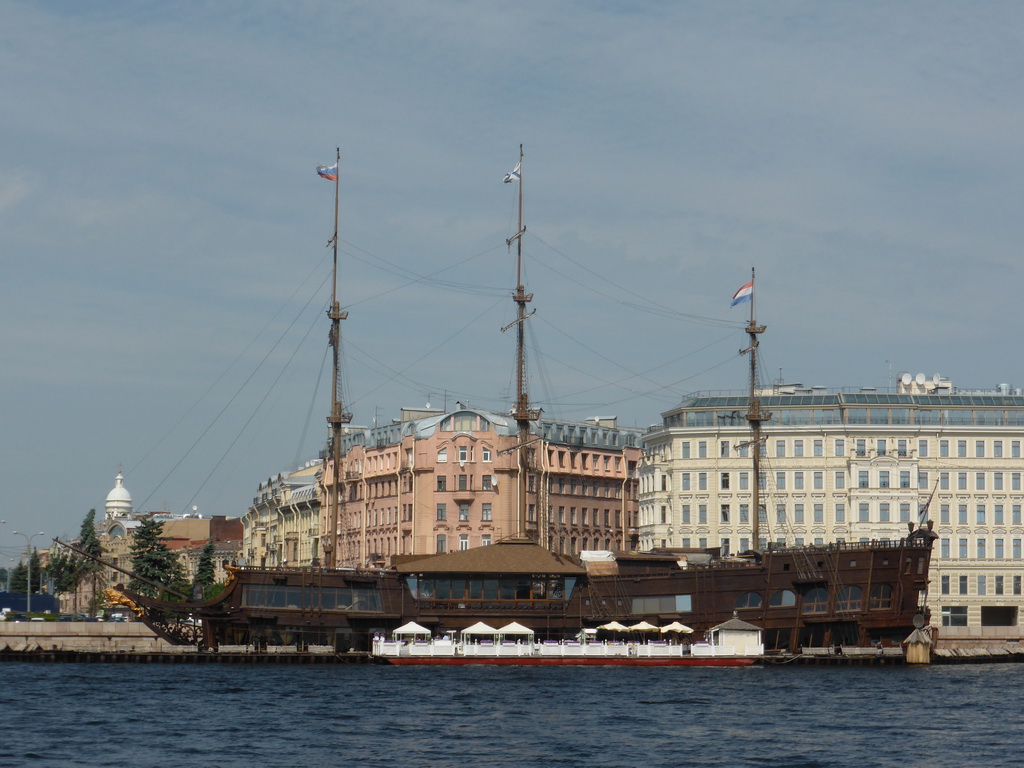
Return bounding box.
[436,504,447,521]
[940,575,950,595]
[899,471,910,489]
[813,504,824,523]
[739,504,749,523]
[436,534,447,553]
[858,471,869,488]
[940,505,950,525]
[835,472,845,489]
[698,473,708,490]
[681,505,690,524]
[939,440,949,457]
[794,504,804,523]
[437,448,448,463]
[858,503,869,522]
[879,471,890,489]
[959,575,968,594]
[698,505,708,524]
[814,439,823,457]
[813,472,823,490]
[976,440,985,458]
[978,575,987,595]
[720,440,730,457]
[459,474,469,491]
[977,539,986,559]
[940,538,950,558]
[918,439,928,457]
[879,503,890,523]
[459,504,470,522]
[794,472,804,490]
[739,472,749,490]
[681,473,690,491]
[957,440,967,458]
[835,439,845,457]
[482,503,492,522]
[698,441,707,458]
[994,440,1003,458]
[958,538,968,558]
[775,440,786,457]
[482,448,492,462]
[776,472,786,490]
[482,475,492,491]
[436,476,447,491]
[459,446,470,462]
[681,442,690,459]
[481,534,491,546]
[720,473,730,490]
[794,440,804,457]
[835,503,845,523]
[977,506,986,525]
[941,606,968,627]
[459,534,469,551]
[720,504,730,523]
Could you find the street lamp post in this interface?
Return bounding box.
[12,531,46,615]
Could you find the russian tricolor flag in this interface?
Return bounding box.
[317,163,338,181]
[731,280,753,307]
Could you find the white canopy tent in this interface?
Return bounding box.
[392,621,432,637]
[497,621,534,636]
[459,621,500,638]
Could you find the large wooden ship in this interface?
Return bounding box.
[101,148,936,654]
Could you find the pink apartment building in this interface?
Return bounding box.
[321,406,641,567]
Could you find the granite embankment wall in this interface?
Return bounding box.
[0,623,176,653]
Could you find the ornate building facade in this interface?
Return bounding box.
[639,376,1024,644]
[242,461,321,567]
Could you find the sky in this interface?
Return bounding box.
[3,1,1023,550]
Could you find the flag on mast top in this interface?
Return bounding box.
[731,280,753,307]
[317,163,338,181]
[503,160,521,183]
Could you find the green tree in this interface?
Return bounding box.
[78,509,107,614]
[46,548,80,595]
[128,518,188,600]
[193,538,217,599]
[9,561,28,593]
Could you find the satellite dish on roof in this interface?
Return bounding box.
[901,372,912,386]
[932,373,941,384]
[915,373,926,385]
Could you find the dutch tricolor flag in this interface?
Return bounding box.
[731,280,753,307]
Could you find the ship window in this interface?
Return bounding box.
[768,589,796,608]
[869,584,893,610]
[735,592,762,609]
[801,587,829,614]
[836,586,862,612]
[632,594,692,614]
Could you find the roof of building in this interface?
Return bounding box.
[395,538,585,576]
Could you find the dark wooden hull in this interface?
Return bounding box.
[118,536,934,654]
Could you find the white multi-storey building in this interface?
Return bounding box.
[639,375,1024,646]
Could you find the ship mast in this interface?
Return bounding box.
[502,145,540,538]
[324,148,352,568]
[742,267,769,549]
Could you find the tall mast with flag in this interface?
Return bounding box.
[502,145,539,539]
[318,149,351,568]
[733,268,768,549]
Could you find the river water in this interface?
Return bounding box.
[0,662,1020,768]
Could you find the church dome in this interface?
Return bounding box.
[105,471,133,519]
